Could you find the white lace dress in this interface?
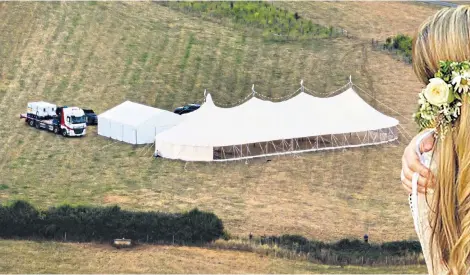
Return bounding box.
[409,131,448,275]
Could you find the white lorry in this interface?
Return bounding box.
[20,102,87,137]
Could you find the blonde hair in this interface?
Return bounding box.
[413,5,470,275]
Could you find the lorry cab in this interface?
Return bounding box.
[56,106,87,136]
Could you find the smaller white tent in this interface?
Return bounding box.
[98,101,183,145]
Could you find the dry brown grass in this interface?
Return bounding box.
[0,239,427,274]
[276,1,440,40]
[0,1,440,244]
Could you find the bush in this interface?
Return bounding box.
[383,33,413,63]
[163,1,340,41]
[280,234,309,246]
[381,240,422,255]
[0,200,224,244]
[0,201,40,237]
[334,238,370,251]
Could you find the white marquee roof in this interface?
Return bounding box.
[99,100,177,127]
[154,87,399,148]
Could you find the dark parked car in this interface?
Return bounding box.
[174,104,200,115]
[83,108,98,125]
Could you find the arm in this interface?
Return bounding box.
[401,132,435,194]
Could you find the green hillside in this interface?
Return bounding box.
[0,1,439,245]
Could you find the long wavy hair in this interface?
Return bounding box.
[413,5,470,275]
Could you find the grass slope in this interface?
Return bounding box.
[274,1,439,40]
[0,1,441,244]
[0,240,427,274]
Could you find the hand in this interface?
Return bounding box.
[401,133,435,194]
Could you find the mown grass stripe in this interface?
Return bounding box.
[178,33,204,104]
[151,28,180,110]
[161,26,187,109]
[149,29,170,108]
[0,4,16,62]
[196,36,220,104]
[179,32,195,74]
[236,36,262,104]
[126,26,155,97]
[210,40,229,104]
[288,47,309,96]
[51,6,87,103]
[231,34,247,102]
[177,34,198,105]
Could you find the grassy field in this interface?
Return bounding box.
[0,239,427,274]
[0,0,443,247]
[275,1,439,40]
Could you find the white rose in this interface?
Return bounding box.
[424,78,454,106]
[463,69,470,78]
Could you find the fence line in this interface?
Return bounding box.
[206,238,424,266]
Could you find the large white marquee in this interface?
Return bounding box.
[154,85,399,161]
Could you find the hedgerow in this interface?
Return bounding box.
[0,200,224,244]
[256,234,423,265]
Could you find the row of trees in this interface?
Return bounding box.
[162,1,341,41]
[0,200,224,244]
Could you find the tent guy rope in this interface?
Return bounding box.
[201,79,414,132]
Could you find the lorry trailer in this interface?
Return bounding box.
[20,102,87,137]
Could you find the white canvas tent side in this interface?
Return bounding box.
[154,141,214,161]
[134,112,183,144]
[98,101,183,145]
